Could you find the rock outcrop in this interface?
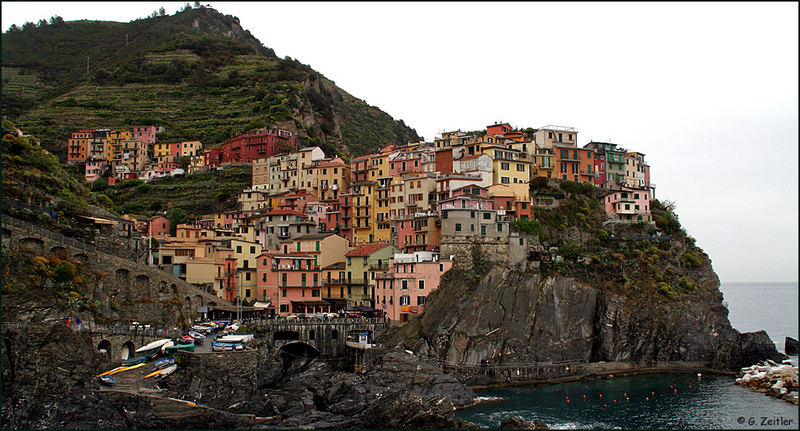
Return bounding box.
[786,337,798,355]
[388,263,785,373]
[734,360,798,405]
[2,326,476,429]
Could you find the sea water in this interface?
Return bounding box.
[457,282,799,429]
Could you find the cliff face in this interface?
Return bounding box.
[390,261,782,372]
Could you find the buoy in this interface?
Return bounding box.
[613,399,617,403]
[670,385,674,389]
[646,397,650,401]
[599,394,603,398]
[674,389,677,393]
[651,391,655,396]
[566,400,570,403]
[583,394,586,399]
[604,404,607,407]
[626,397,629,401]
[624,392,627,397]
[697,373,702,377]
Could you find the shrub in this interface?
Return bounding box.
[511,219,542,236]
[658,282,675,298]
[682,252,702,268]
[54,262,77,283]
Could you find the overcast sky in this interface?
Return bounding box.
[3,2,798,283]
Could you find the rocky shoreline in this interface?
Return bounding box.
[734,360,799,405]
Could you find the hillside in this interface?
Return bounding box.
[1,5,420,160]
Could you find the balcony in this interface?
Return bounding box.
[277,231,291,239]
[369,264,389,271]
[346,278,367,285]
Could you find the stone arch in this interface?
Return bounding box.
[49,246,68,258]
[185,296,192,311]
[308,329,316,340]
[97,339,112,360]
[19,237,44,254]
[1,228,11,248]
[279,341,319,370]
[120,341,136,360]
[274,330,300,341]
[208,301,217,307]
[158,281,169,295]
[74,253,88,262]
[134,274,150,291]
[171,283,179,295]
[115,269,130,286]
[194,295,204,307]
[331,329,339,340]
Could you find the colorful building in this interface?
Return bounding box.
[603,187,652,222]
[345,243,399,307]
[375,251,453,321]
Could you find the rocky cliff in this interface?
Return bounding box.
[388,258,783,374]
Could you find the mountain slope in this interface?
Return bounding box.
[1,6,420,159]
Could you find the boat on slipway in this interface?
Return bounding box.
[216,334,254,343]
[97,375,116,386]
[211,341,244,352]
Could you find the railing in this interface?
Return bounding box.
[2,321,182,338]
[2,215,97,253]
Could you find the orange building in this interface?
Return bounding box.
[553,144,595,183]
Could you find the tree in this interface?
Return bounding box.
[159,7,166,16]
[49,15,65,26]
[194,1,202,8]
[7,24,20,32]
[37,19,47,28]
[166,207,189,234]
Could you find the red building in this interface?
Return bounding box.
[220,128,297,164]
[486,123,512,136]
[434,148,454,174]
[257,251,327,315]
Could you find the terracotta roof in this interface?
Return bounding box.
[346,243,394,257]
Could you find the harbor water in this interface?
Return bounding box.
[457,282,799,429]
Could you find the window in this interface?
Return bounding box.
[280,304,289,313]
[501,162,509,170]
[471,211,475,218]
[419,280,425,290]
[417,296,426,305]
[498,223,503,232]
[517,164,525,172]
[315,241,320,251]
[282,273,287,286]
[400,295,410,305]
[455,223,462,232]
[520,238,525,245]
[250,246,256,253]
[502,177,510,184]
[281,288,287,297]
[483,213,491,220]
[245,288,251,297]
[312,289,320,297]
[481,225,486,235]
[263,258,267,265]
[245,272,251,281]
[236,245,242,253]
[262,273,266,282]
[402,280,408,290]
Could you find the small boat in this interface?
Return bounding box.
[153,357,175,369]
[98,375,116,386]
[164,342,194,354]
[160,340,175,354]
[105,362,146,376]
[159,364,178,378]
[143,368,165,379]
[178,334,194,344]
[97,366,124,377]
[188,331,206,344]
[135,338,172,353]
[121,356,147,366]
[211,341,242,351]
[216,334,253,343]
[167,397,196,406]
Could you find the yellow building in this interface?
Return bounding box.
[530,146,555,179]
[350,182,374,245]
[372,176,392,243]
[481,145,531,185]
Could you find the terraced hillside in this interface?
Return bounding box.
[2,6,420,160]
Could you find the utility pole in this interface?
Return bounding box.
[86,56,89,74]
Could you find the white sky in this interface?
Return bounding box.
[3,2,798,283]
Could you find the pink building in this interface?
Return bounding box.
[374,252,453,321]
[85,160,106,183]
[603,187,652,222]
[437,194,494,213]
[257,251,328,316]
[131,125,158,145]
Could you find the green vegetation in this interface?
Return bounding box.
[100,166,251,217]
[2,7,419,160]
[1,120,96,217]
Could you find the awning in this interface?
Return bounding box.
[290,300,332,306]
[79,215,117,225]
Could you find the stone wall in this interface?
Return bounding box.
[440,233,529,271]
[3,218,227,326]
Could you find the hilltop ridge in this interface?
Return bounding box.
[1,5,420,159]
